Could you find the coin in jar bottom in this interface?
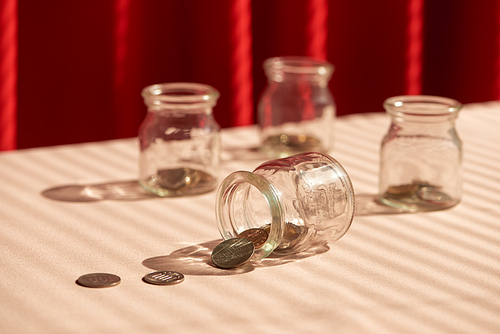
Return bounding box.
[143,271,185,285]
[211,238,255,269]
[417,186,454,205]
[77,273,121,288]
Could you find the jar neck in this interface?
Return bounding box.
[148,106,215,116]
[264,56,333,85]
[215,171,284,260]
[384,95,461,125]
[142,82,219,114]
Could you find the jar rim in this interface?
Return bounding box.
[142,82,220,109]
[384,95,462,118]
[215,170,284,260]
[263,56,334,76]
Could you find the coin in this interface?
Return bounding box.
[237,228,269,249]
[143,271,184,285]
[211,238,255,269]
[77,273,121,288]
[261,224,271,235]
[385,184,419,196]
[277,222,306,250]
[259,223,306,250]
[157,168,195,190]
[417,186,454,205]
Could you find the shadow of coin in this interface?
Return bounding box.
[142,240,255,276]
[41,180,157,202]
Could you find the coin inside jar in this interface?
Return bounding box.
[385,183,419,196]
[156,167,200,190]
[417,186,454,205]
[237,228,268,249]
[260,222,307,251]
[276,222,307,250]
[211,238,255,269]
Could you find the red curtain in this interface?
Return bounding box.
[0,0,498,150]
[0,0,17,150]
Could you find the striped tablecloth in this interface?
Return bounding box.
[1,101,499,333]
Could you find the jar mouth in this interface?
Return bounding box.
[384,95,462,120]
[215,171,284,260]
[264,56,334,79]
[142,82,220,110]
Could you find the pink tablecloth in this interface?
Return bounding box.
[1,101,499,333]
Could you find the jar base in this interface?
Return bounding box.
[140,167,217,197]
[261,134,325,158]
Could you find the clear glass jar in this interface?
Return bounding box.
[215,152,355,260]
[258,56,335,158]
[139,83,221,197]
[379,95,463,211]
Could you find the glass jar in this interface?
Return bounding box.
[139,83,221,197]
[258,56,335,158]
[379,95,463,211]
[215,152,355,260]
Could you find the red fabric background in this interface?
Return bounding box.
[1,0,498,149]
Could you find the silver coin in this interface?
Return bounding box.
[143,271,184,285]
[211,238,255,269]
[417,186,453,205]
[77,273,121,288]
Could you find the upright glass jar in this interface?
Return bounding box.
[216,152,355,260]
[139,83,221,197]
[379,95,463,211]
[258,56,335,158]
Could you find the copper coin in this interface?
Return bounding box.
[237,228,269,249]
[277,222,306,250]
[77,273,121,288]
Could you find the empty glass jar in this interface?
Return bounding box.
[215,152,355,260]
[258,56,335,158]
[139,83,221,197]
[379,95,463,211]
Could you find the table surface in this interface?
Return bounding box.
[1,102,499,334]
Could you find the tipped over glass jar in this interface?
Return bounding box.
[215,152,355,260]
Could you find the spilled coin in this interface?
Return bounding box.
[211,238,255,269]
[143,271,184,285]
[77,273,121,288]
